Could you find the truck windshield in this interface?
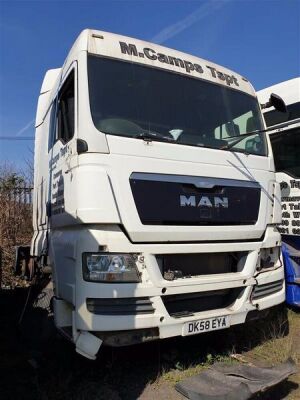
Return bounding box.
[88,55,266,156]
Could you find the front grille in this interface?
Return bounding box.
[130,173,261,226]
[157,252,246,280]
[162,288,243,318]
[251,280,284,300]
[86,297,155,315]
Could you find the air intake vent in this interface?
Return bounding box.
[157,252,246,279]
[251,279,284,300]
[86,297,155,315]
[162,288,244,318]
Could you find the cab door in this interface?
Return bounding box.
[270,127,300,236]
[48,64,78,227]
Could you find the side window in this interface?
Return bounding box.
[270,128,300,178]
[48,99,57,152]
[57,71,75,143]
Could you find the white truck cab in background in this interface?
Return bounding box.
[258,78,300,307]
[31,29,284,359]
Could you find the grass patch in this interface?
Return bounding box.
[157,306,299,393]
[247,308,300,366]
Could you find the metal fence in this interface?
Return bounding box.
[0,185,33,222]
[1,186,33,205]
[0,184,33,245]
[0,184,33,285]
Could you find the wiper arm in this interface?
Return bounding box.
[220,128,267,150]
[134,131,175,143]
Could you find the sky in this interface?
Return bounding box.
[0,0,299,172]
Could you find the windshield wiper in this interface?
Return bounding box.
[134,131,176,143]
[220,128,268,150]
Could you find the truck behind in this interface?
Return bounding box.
[258,78,300,307]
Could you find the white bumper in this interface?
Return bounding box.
[68,226,284,337]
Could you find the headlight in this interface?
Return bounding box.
[82,253,141,282]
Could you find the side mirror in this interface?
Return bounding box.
[269,93,287,112]
[261,93,287,113]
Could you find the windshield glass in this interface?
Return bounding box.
[88,55,266,156]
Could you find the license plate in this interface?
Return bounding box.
[183,315,230,336]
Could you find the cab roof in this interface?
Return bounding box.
[258,77,300,108]
[69,29,256,96]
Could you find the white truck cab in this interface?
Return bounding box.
[258,78,300,307]
[31,29,284,359]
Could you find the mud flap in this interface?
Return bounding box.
[75,331,102,360]
[175,359,297,400]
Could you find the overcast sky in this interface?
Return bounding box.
[0,0,299,170]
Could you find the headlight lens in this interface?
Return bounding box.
[82,253,141,282]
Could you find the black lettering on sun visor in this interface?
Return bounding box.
[119,41,239,87]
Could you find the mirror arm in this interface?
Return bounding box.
[260,93,286,113]
[260,101,272,110]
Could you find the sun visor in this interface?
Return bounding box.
[40,68,61,94]
[35,68,61,127]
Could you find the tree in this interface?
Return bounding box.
[0,162,33,286]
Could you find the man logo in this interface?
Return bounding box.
[180,195,229,208]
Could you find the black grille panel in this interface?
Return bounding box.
[251,280,284,300]
[130,173,261,226]
[162,288,244,317]
[86,297,155,315]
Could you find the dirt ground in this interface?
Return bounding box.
[0,284,299,400]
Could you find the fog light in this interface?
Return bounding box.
[82,253,141,282]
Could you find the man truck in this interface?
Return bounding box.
[30,29,285,359]
[258,78,300,307]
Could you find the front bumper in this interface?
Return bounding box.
[73,226,284,338]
